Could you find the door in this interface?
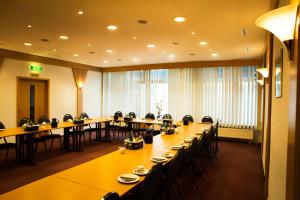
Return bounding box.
[17,77,49,125]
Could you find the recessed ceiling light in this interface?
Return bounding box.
[59,35,69,40]
[105,49,113,53]
[191,32,196,35]
[199,41,208,45]
[168,54,175,58]
[103,60,108,64]
[24,42,32,46]
[123,54,127,57]
[133,57,139,61]
[27,25,32,28]
[161,50,166,54]
[132,36,137,40]
[211,53,219,57]
[77,10,84,15]
[174,17,186,22]
[147,44,155,48]
[40,38,49,42]
[88,43,91,47]
[53,49,57,52]
[241,28,248,36]
[137,20,148,24]
[73,54,79,57]
[107,25,118,30]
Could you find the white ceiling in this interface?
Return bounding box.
[0,0,270,68]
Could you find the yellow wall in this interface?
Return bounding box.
[0,58,101,136]
[268,37,290,200]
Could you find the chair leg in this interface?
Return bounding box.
[59,136,62,149]
[50,138,54,150]
[34,142,38,152]
[44,140,47,153]
[5,148,10,160]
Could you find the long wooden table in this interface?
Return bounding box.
[0,122,211,199]
[0,117,112,164]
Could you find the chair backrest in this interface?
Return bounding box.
[38,116,50,124]
[145,113,155,120]
[63,114,73,122]
[182,115,194,122]
[19,118,31,127]
[162,114,172,120]
[137,163,166,200]
[128,112,136,118]
[80,112,89,119]
[114,111,123,117]
[102,192,120,200]
[166,148,187,183]
[0,121,5,129]
[201,116,213,123]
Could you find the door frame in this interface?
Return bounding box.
[16,76,50,126]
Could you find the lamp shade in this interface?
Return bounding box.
[257,79,264,86]
[255,5,298,42]
[257,68,269,78]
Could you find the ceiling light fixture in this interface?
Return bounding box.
[73,54,79,57]
[147,44,155,48]
[106,49,113,53]
[255,4,298,60]
[53,49,57,52]
[137,20,149,24]
[59,35,69,40]
[88,43,91,47]
[103,60,108,64]
[241,28,248,36]
[191,32,196,35]
[107,25,118,30]
[77,10,84,15]
[199,41,208,45]
[257,79,264,85]
[27,25,32,28]
[133,57,139,61]
[168,54,175,58]
[174,16,186,22]
[132,36,137,40]
[211,53,219,57]
[256,68,269,78]
[24,42,32,46]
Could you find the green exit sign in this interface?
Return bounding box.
[29,65,43,73]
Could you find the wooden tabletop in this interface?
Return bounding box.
[0,176,107,200]
[0,117,112,138]
[0,122,210,199]
[53,122,210,196]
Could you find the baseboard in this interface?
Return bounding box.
[218,136,252,143]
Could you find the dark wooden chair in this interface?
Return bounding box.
[0,121,16,160]
[80,113,98,143]
[182,115,194,122]
[201,116,213,123]
[38,116,62,150]
[19,118,47,153]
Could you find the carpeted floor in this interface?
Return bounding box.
[0,134,264,199]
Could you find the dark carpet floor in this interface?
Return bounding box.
[0,134,264,200]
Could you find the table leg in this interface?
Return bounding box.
[63,128,70,150]
[25,133,35,165]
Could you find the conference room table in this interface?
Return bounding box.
[0,117,112,164]
[0,122,212,200]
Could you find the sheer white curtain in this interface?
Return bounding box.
[103,66,257,128]
[103,71,146,117]
[150,70,168,117]
[168,68,203,122]
[168,66,257,128]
